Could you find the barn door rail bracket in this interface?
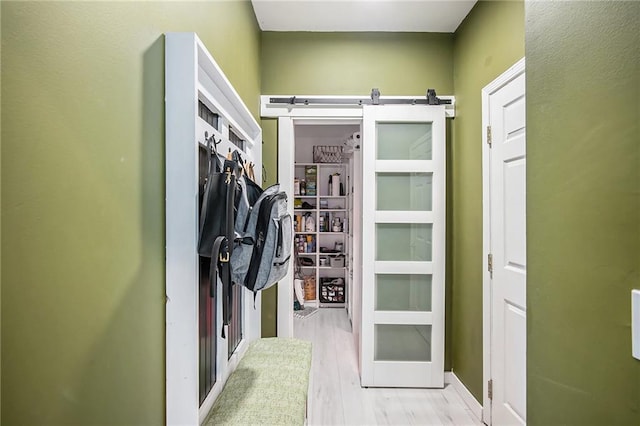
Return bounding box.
[262,89,456,118]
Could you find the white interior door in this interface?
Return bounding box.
[361,105,446,388]
[488,70,526,425]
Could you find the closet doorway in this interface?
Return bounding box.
[278,118,363,347]
[292,123,361,312]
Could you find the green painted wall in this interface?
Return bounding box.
[526,1,640,424]
[0,3,2,421]
[261,32,454,96]
[260,118,278,337]
[1,1,260,424]
[451,0,524,401]
[260,31,455,365]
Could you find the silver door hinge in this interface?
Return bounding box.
[488,379,493,400]
[487,125,492,146]
[488,253,493,277]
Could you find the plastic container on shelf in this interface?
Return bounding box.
[330,255,345,268]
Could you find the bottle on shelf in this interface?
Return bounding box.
[329,173,341,196]
[294,178,300,195]
[296,234,316,254]
[332,217,342,232]
[307,235,314,253]
[305,213,315,232]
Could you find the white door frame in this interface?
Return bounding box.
[263,98,371,340]
[274,110,364,338]
[482,57,526,425]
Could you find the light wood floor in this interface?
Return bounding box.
[294,308,483,426]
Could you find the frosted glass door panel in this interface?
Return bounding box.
[377,123,432,160]
[376,224,432,261]
[377,173,433,211]
[375,324,432,362]
[376,274,432,311]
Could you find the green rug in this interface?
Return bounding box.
[204,338,312,426]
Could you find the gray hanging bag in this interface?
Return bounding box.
[231,184,292,294]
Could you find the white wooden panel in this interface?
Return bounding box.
[503,302,526,423]
[165,32,199,426]
[375,160,434,173]
[375,211,434,224]
[353,145,364,375]
[196,44,260,141]
[373,361,442,388]
[374,311,433,325]
[374,261,433,275]
[503,96,526,137]
[502,275,526,313]
[361,105,377,386]
[503,157,526,270]
[277,117,295,338]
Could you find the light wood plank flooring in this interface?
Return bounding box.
[294,308,482,426]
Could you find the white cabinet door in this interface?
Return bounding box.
[361,105,446,387]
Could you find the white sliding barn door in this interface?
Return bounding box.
[361,105,446,388]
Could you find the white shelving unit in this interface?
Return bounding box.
[293,162,348,307]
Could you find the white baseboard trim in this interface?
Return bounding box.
[444,372,483,422]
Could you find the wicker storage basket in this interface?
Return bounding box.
[313,145,343,163]
[303,276,316,300]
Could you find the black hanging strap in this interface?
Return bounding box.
[208,236,227,298]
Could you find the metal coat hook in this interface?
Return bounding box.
[203,131,221,150]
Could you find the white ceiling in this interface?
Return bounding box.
[251,0,477,33]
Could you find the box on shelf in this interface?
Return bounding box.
[304,276,316,301]
[305,165,317,187]
[306,181,316,196]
